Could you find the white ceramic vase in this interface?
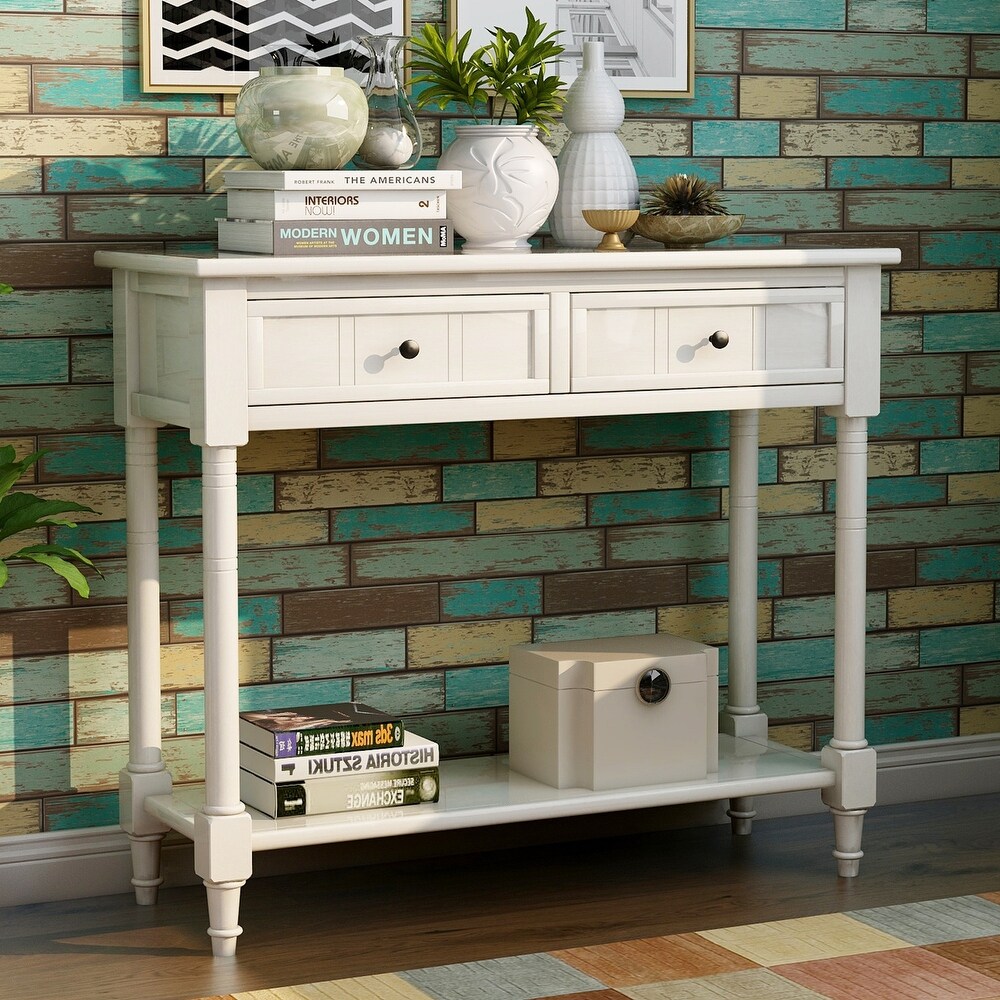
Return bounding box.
[438,124,560,253]
[549,41,639,249]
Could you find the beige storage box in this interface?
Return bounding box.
[508,633,719,791]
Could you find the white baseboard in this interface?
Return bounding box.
[2,735,998,909]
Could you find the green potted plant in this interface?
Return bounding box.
[631,173,746,248]
[408,9,566,252]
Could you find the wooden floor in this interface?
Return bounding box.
[2,794,999,1000]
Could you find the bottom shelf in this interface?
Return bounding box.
[146,735,836,853]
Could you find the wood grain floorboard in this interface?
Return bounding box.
[1,794,998,1000]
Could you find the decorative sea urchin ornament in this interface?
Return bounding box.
[645,173,729,216]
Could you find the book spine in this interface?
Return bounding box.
[224,169,463,190]
[226,190,447,221]
[218,220,454,256]
[240,767,441,818]
[240,735,439,781]
[240,718,404,758]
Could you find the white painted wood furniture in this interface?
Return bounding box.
[97,246,900,957]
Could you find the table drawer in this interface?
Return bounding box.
[570,287,844,391]
[246,294,550,404]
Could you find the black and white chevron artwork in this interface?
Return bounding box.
[143,0,403,92]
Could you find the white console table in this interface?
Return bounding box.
[96,246,900,957]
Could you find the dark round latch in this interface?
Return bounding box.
[399,339,420,359]
[709,330,730,349]
[636,667,671,704]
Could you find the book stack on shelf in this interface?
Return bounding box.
[217,169,461,256]
[239,701,441,819]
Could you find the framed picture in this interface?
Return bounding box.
[141,0,410,93]
[450,0,695,98]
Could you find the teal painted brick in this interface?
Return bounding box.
[924,124,1000,157]
[272,629,407,680]
[158,429,203,475]
[443,461,536,501]
[848,0,926,31]
[698,0,846,29]
[881,354,965,397]
[926,0,1000,33]
[0,563,68,613]
[354,670,444,715]
[331,502,475,542]
[45,157,205,193]
[970,355,1000,393]
[965,663,1000,702]
[0,289,110,337]
[921,232,1000,269]
[828,474,948,511]
[0,196,62,240]
[773,593,886,638]
[828,157,950,189]
[881,316,924,356]
[0,339,68,385]
[687,560,784,601]
[921,438,1000,474]
[628,76,737,119]
[821,78,963,119]
[920,623,1000,667]
[974,38,1000,75]
[52,520,126,559]
[533,609,657,643]
[636,159,722,190]
[870,504,1000,548]
[405,708,498,757]
[690,449,778,487]
[695,30,742,73]
[323,422,490,465]
[0,385,114,433]
[446,664,508,710]
[167,117,243,156]
[589,488,720,526]
[822,397,962,440]
[0,702,71,752]
[723,192,842,231]
[440,577,543,620]
[171,473,275,516]
[609,520,730,565]
[35,67,218,113]
[1,0,63,10]
[693,121,780,157]
[70,337,112,382]
[45,790,120,831]
[352,530,604,584]
[856,709,957,745]
[581,411,729,452]
[759,637,834,682]
[868,631,920,673]
[238,546,349,593]
[170,595,281,640]
[924,313,1000,353]
[67,194,225,240]
[917,544,1000,584]
[846,191,1000,229]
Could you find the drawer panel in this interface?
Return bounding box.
[247,294,550,404]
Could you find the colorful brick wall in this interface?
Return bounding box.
[0,0,997,837]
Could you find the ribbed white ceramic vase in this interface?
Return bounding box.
[549,41,639,249]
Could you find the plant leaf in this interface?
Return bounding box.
[9,546,95,598]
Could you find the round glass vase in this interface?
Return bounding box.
[352,34,423,170]
[234,65,369,170]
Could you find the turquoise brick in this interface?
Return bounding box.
[171,474,275,516]
[698,0,846,29]
[924,313,1000,353]
[636,159,723,190]
[581,411,729,452]
[609,520,730,565]
[0,702,71,751]
[970,355,1000,393]
[880,354,965,397]
[0,339,68,385]
[965,663,1000,702]
[158,429,203,475]
[239,546,349,593]
[846,191,1000,229]
[0,289,110,336]
[821,78,963,119]
[870,504,1000,548]
[440,577,543,620]
[848,0,926,31]
[0,386,113,434]
[354,670,444,715]
[35,67,218,113]
[920,623,1000,666]
[52,520,126,559]
[825,397,962,440]
[171,595,281,640]
[45,790,120,831]
[0,196,62,240]
[881,316,924,356]
[926,0,1000,33]
[533,609,657,643]
[331,502,475,541]
[68,194,225,240]
[921,232,1000,269]
[323,422,490,465]
[917,544,1000,584]
[723,192,842,230]
[687,559,784,601]
[828,157,950,189]
[46,157,205,193]
[589,488,720,526]
[868,631,920,673]
[446,664,508,710]
[690,449,778,487]
[696,30,742,73]
[856,709,957,745]
[353,530,604,583]
[772,593,886,638]
[272,629,407,680]
[693,121,780,157]
[924,124,1000,157]
[921,438,1000,474]
[71,337,112,382]
[828,474,948,510]
[167,117,243,156]
[443,461,536,501]
[758,637,834,682]
[406,708,497,756]
[628,76,737,118]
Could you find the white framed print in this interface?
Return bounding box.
[141,0,410,93]
[450,0,695,98]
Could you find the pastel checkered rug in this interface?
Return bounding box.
[201,890,1000,999]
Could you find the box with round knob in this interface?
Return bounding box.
[508,633,719,791]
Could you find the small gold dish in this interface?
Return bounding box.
[630,213,745,248]
[582,209,641,252]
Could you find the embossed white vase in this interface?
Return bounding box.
[549,41,639,249]
[438,124,560,253]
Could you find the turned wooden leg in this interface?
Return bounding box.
[727,796,757,837]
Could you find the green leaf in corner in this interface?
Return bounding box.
[10,544,100,598]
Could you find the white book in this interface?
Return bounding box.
[227,188,447,221]
[217,218,454,255]
[223,168,463,190]
[240,731,440,782]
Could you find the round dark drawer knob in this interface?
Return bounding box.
[399,339,420,359]
[709,330,730,349]
[636,667,671,705]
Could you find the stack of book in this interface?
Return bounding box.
[217,169,462,256]
[239,701,441,818]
